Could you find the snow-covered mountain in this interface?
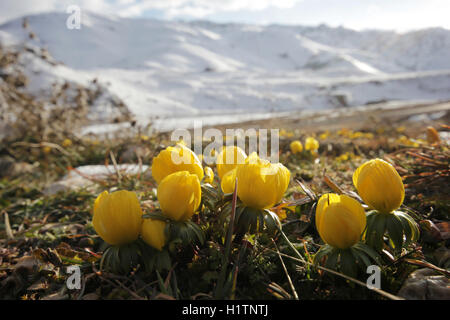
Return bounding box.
[1,11,450,129]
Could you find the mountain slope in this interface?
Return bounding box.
[1,12,450,129]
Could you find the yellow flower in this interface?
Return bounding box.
[396,126,406,133]
[319,131,330,140]
[290,140,303,154]
[426,126,440,144]
[203,166,214,184]
[140,135,150,141]
[338,128,351,137]
[353,159,405,214]
[396,135,419,147]
[141,219,166,251]
[92,190,143,246]
[43,146,52,154]
[235,153,290,209]
[157,171,201,221]
[315,193,366,249]
[336,152,349,162]
[151,144,204,184]
[221,168,237,193]
[350,131,364,139]
[62,139,72,147]
[216,146,247,179]
[305,137,319,152]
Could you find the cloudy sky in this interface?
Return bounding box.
[1,0,449,31]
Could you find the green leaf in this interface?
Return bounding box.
[325,248,339,269]
[350,247,370,268]
[353,242,382,265]
[340,249,357,278]
[366,212,387,251]
[395,211,420,244]
[386,214,405,251]
[313,245,333,266]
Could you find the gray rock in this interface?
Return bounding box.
[43,164,150,195]
[398,268,450,300]
[0,156,35,178]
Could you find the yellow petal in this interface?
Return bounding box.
[141,219,166,251]
[235,154,290,209]
[221,168,237,193]
[216,146,247,179]
[151,144,204,184]
[203,166,214,184]
[157,171,202,222]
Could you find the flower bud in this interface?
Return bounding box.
[353,158,405,213]
[92,190,143,246]
[152,144,204,184]
[305,137,319,151]
[315,193,366,249]
[157,171,202,221]
[426,126,440,144]
[290,140,303,154]
[235,153,290,209]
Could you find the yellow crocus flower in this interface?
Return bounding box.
[216,146,247,179]
[315,193,366,249]
[235,153,290,210]
[353,159,405,214]
[426,126,440,144]
[305,137,319,152]
[157,171,202,221]
[290,140,303,154]
[92,190,143,246]
[151,144,204,184]
[62,139,72,147]
[141,219,166,251]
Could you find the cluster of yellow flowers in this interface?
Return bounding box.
[289,137,320,155]
[279,129,295,138]
[395,135,422,147]
[335,151,360,162]
[316,158,407,250]
[337,128,374,140]
[93,143,208,251]
[92,143,292,253]
[218,146,291,210]
[91,136,419,277]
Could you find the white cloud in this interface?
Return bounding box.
[117,0,303,18]
[0,0,304,23]
[0,0,449,30]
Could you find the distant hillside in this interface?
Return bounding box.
[1,11,450,128]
